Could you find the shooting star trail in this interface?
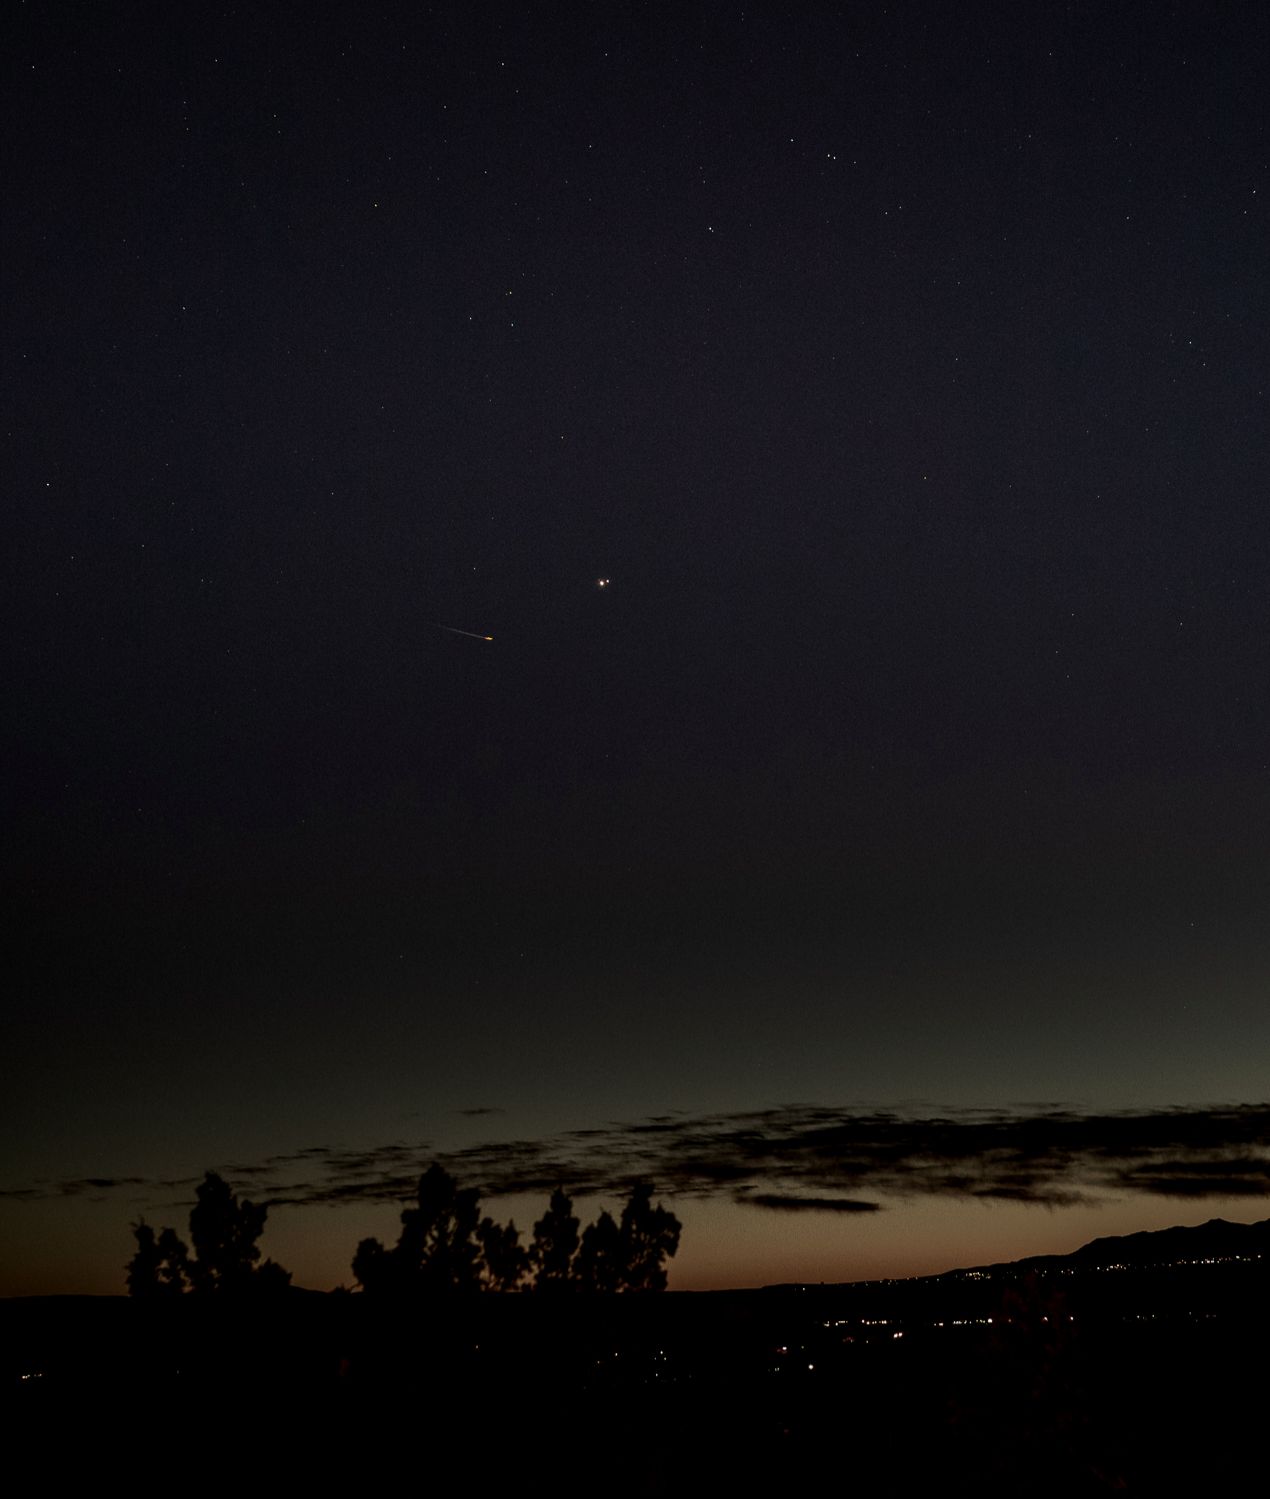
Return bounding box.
[436,624,494,641]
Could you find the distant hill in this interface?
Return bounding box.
[760,1215,1270,1294]
[947,1215,1270,1280]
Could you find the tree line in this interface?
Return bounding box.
[127,1165,681,1296]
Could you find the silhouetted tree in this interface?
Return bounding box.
[351,1234,392,1294]
[124,1172,289,1296]
[569,1186,681,1291]
[156,1226,192,1292]
[478,1215,529,1292]
[341,1168,686,1297]
[353,1164,484,1294]
[530,1188,581,1291]
[252,1256,294,1293]
[126,1220,191,1294]
[127,1221,163,1296]
[188,1171,265,1292]
[528,1183,681,1291]
[573,1209,624,1292]
[616,1182,681,1291]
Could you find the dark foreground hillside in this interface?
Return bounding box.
[4,1265,1267,1495]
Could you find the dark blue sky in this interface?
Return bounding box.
[4,1,1268,1293]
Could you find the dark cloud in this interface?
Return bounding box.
[7,1105,1269,1217]
[1111,1153,1270,1199]
[56,1177,148,1197]
[968,1185,1091,1207]
[746,1194,881,1214]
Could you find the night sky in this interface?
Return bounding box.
[4,2,1269,1296]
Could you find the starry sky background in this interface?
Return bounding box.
[4,1,1269,1295]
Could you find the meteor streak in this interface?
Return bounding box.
[436,624,494,641]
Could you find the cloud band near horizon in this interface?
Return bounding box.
[5,1103,1270,1216]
